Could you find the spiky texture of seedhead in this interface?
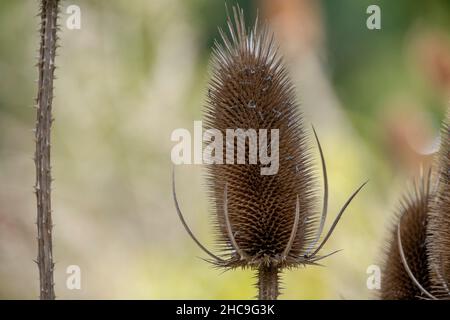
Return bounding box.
[173,5,365,300]
[380,174,433,299]
[204,7,318,271]
[35,0,60,300]
[427,111,450,298]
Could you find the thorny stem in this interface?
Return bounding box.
[34,0,60,300]
[257,264,279,300]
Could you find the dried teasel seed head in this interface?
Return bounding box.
[173,5,366,300]
[204,6,319,269]
[427,111,450,298]
[380,173,434,299]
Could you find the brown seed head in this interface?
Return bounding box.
[427,111,450,298]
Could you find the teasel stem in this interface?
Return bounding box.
[257,264,279,300]
[34,0,60,300]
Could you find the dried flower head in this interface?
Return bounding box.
[427,111,450,298]
[173,6,366,299]
[380,110,450,300]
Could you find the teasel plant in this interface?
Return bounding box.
[380,170,434,299]
[172,6,367,300]
[427,110,450,299]
[380,111,449,300]
[34,0,60,300]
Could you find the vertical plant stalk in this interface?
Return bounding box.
[34,0,60,300]
[257,265,279,300]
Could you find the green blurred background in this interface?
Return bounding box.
[0,0,449,299]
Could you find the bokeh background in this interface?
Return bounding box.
[0,0,449,299]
